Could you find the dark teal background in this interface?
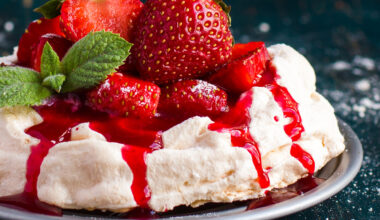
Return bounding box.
[0,0,379,219]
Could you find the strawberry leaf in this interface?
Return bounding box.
[0,67,52,107]
[61,31,132,93]
[40,42,62,78]
[42,74,66,93]
[34,0,65,19]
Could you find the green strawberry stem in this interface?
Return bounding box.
[34,0,65,19]
[214,0,232,27]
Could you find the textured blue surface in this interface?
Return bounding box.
[0,0,379,219]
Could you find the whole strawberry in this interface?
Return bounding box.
[87,73,161,118]
[159,80,228,118]
[134,0,233,84]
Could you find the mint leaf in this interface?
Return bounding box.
[42,74,66,93]
[34,0,64,19]
[41,42,61,78]
[0,67,52,107]
[61,31,132,93]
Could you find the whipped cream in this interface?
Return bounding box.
[0,44,345,212]
[0,107,42,196]
[248,87,292,156]
[38,139,137,212]
[268,44,316,103]
[0,47,18,66]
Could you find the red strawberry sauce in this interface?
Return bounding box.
[209,62,315,189]
[246,175,324,210]
[121,146,154,208]
[0,63,314,214]
[254,63,315,174]
[208,90,270,188]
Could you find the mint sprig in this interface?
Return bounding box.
[34,0,65,19]
[42,74,66,93]
[62,31,132,92]
[41,42,61,78]
[0,67,52,107]
[0,31,132,108]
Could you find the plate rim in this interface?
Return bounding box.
[0,119,363,220]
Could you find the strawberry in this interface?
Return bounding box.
[134,0,233,84]
[159,80,228,118]
[117,56,138,75]
[31,34,73,72]
[209,42,270,93]
[60,0,144,42]
[17,17,65,67]
[87,73,161,118]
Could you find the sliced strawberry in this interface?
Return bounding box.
[60,0,143,42]
[134,0,233,84]
[209,42,270,93]
[87,73,161,118]
[17,17,65,67]
[159,80,228,118]
[31,34,73,72]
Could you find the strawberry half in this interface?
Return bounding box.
[209,42,270,93]
[60,0,143,42]
[87,73,161,118]
[134,0,233,84]
[17,17,65,67]
[159,80,228,118]
[31,34,73,72]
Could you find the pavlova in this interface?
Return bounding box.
[0,0,344,214]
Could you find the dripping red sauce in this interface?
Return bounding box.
[122,145,153,208]
[0,193,61,216]
[0,61,315,215]
[255,64,305,141]
[246,175,325,210]
[255,63,315,174]
[0,95,180,215]
[0,96,95,216]
[208,90,270,188]
[274,116,279,122]
[208,62,315,188]
[290,144,315,174]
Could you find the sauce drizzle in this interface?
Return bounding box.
[259,64,315,174]
[209,90,270,188]
[0,61,316,214]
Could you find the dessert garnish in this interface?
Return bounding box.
[0,0,345,216]
[0,31,131,107]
